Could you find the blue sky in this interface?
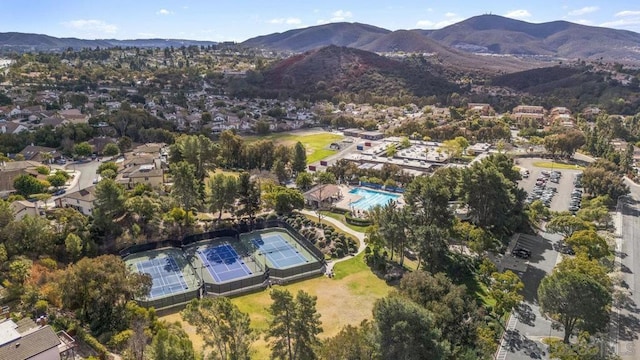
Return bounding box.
[1,0,640,41]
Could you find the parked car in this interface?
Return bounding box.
[512,248,531,259]
[53,189,66,196]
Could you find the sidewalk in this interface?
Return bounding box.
[299,209,367,272]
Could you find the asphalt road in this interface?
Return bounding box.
[65,159,103,191]
[501,230,564,360]
[617,180,640,359]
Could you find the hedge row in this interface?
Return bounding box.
[345,211,373,226]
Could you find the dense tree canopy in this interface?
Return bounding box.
[538,269,611,343]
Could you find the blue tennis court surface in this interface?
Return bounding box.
[252,233,309,268]
[137,256,188,299]
[197,244,253,283]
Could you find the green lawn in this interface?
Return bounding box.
[246,132,344,164]
[532,161,585,170]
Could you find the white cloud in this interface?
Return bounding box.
[504,9,532,19]
[268,17,302,25]
[444,12,457,18]
[568,6,598,16]
[331,10,353,21]
[156,9,171,15]
[615,10,640,17]
[137,32,156,37]
[601,10,640,30]
[62,19,118,35]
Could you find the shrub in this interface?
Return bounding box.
[39,258,58,270]
[345,212,373,226]
[317,240,326,248]
[330,206,350,215]
[336,248,345,258]
[36,166,50,175]
[266,213,278,220]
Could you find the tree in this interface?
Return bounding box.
[292,142,307,174]
[170,161,201,211]
[117,136,133,153]
[264,186,304,215]
[125,196,161,237]
[236,172,260,224]
[13,174,45,197]
[546,213,592,238]
[295,172,313,191]
[399,271,480,356]
[272,160,290,185]
[315,171,336,185]
[46,173,67,188]
[64,233,83,261]
[565,230,609,260]
[538,270,611,343]
[0,199,14,228]
[373,295,445,360]
[150,322,196,360]
[266,289,323,360]
[182,297,256,360]
[459,158,522,234]
[170,134,218,181]
[57,255,152,336]
[555,254,611,289]
[102,143,120,157]
[207,173,238,220]
[489,271,524,318]
[73,141,93,158]
[320,320,379,360]
[582,163,629,200]
[98,161,119,175]
[93,178,126,235]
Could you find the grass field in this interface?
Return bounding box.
[246,132,344,164]
[532,161,585,170]
[158,253,391,359]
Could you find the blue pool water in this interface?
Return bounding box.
[349,187,401,211]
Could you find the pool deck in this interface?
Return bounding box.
[334,185,404,213]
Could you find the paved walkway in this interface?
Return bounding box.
[299,209,367,272]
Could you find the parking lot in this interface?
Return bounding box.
[495,158,586,360]
[517,159,584,213]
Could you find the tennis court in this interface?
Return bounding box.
[136,255,190,299]
[249,231,311,269]
[197,243,255,283]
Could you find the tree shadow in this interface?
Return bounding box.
[525,235,553,265]
[614,312,640,342]
[521,266,547,303]
[515,303,537,326]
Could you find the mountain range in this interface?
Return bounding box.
[1,14,640,63]
[0,32,217,51]
[243,15,640,63]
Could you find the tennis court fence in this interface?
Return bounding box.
[138,288,200,310]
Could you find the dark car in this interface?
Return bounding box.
[53,189,66,196]
[512,248,531,259]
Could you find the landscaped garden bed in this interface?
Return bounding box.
[281,213,358,258]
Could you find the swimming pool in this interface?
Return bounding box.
[349,187,401,211]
